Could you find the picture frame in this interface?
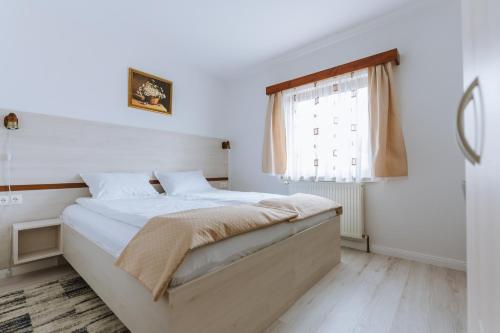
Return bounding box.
[128,68,173,115]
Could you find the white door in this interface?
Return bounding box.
[460,0,500,332]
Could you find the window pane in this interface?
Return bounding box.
[284,70,372,182]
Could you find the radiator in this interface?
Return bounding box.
[288,182,365,239]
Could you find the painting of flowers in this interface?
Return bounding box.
[128,68,172,115]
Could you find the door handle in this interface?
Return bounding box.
[456,77,481,165]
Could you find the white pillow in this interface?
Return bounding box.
[155,170,213,195]
[80,173,159,200]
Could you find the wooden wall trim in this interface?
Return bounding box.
[0,178,229,192]
[265,48,400,95]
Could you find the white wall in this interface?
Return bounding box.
[0,1,228,274]
[0,1,226,139]
[224,0,466,267]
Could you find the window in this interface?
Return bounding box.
[283,69,372,182]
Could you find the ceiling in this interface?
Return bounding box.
[4,0,417,78]
[153,0,417,74]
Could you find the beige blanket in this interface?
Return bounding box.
[258,193,342,220]
[116,193,340,301]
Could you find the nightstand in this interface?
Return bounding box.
[12,219,63,265]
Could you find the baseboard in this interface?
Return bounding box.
[0,257,61,279]
[370,244,466,271]
[341,238,367,252]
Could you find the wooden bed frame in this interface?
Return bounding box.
[62,215,341,333]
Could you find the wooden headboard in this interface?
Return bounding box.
[0,111,229,270]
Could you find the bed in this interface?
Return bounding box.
[61,191,342,333]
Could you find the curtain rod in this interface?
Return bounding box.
[265,48,400,95]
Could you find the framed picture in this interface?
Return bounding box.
[128,68,173,115]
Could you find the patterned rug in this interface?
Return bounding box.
[0,273,129,333]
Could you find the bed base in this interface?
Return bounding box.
[62,216,341,333]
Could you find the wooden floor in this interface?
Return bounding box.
[266,248,466,333]
[0,248,466,333]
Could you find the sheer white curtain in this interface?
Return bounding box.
[283,69,373,182]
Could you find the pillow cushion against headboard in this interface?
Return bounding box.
[80,173,160,200]
[155,170,214,195]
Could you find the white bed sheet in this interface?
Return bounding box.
[175,189,284,205]
[63,197,337,287]
[75,196,224,228]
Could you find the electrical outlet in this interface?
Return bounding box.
[0,196,9,206]
[10,194,23,205]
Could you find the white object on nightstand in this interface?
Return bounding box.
[12,219,63,265]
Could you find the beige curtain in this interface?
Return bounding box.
[368,62,408,177]
[262,92,287,174]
